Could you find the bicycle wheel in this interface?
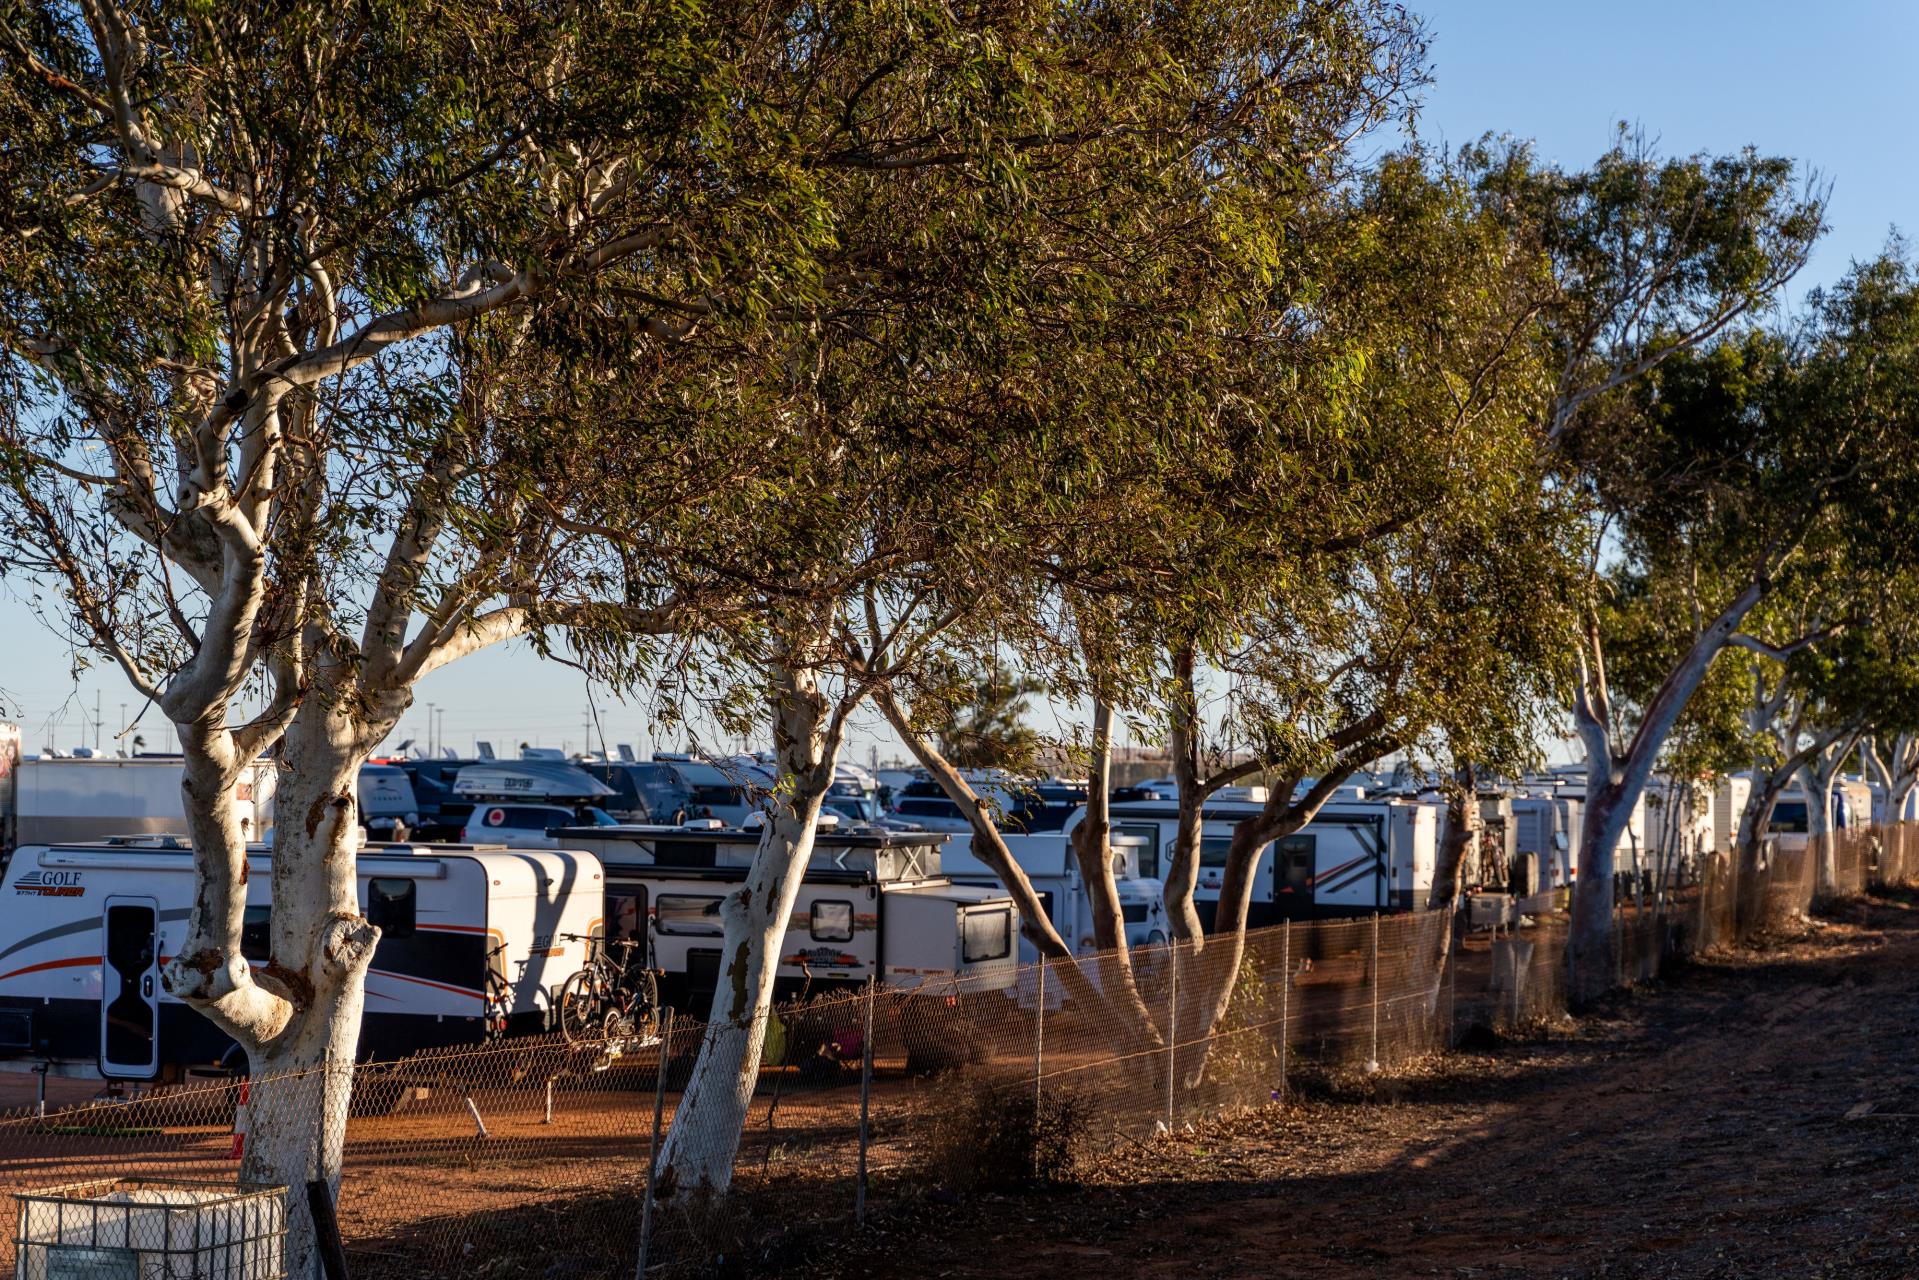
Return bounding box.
[556,970,604,1046]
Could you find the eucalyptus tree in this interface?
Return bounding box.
[629,0,1438,1191]
[1462,136,1847,999]
[1552,251,1919,988]
[1729,572,1919,889]
[0,2,836,1264]
[1865,732,1919,826]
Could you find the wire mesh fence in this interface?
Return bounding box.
[3,821,1913,1277]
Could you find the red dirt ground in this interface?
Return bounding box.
[802,893,1919,1279]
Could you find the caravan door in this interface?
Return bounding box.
[100,895,161,1079]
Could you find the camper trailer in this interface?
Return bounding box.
[1064,796,1441,927]
[0,754,275,868]
[1643,777,1715,884]
[1475,794,1519,889]
[1711,775,1753,856]
[0,842,600,1081]
[1768,776,1874,850]
[941,831,1169,963]
[1511,792,1581,892]
[554,824,1019,1013]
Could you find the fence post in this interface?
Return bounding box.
[1366,912,1380,1074]
[1033,958,1046,1118]
[1447,916,1458,1046]
[636,1008,675,1280]
[1164,945,1178,1131]
[857,982,875,1227]
[1512,929,1522,1028]
[1277,919,1289,1099]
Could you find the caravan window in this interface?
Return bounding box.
[961,909,1012,963]
[810,901,855,943]
[896,798,965,820]
[657,894,725,937]
[1200,836,1235,868]
[1769,802,1810,834]
[606,890,648,951]
[241,906,271,962]
[1121,901,1150,924]
[367,878,417,938]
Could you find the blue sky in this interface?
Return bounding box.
[5,1,1914,760]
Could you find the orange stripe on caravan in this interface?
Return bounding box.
[0,955,100,982]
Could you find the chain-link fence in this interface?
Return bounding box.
[4,821,1914,1276]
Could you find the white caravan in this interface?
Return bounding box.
[1065,797,1440,928]
[940,831,1169,964]
[553,824,1020,1013]
[0,755,276,868]
[1510,792,1581,892]
[1711,775,1753,856]
[1768,777,1873,852]
[1641,777,1715,884]
[0,842,600,1081]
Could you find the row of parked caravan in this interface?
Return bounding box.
[0,745,1885,1086]
[0,824,1022,1083]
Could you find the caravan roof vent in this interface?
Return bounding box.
[681,817,725,831]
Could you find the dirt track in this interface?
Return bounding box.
[810,893,1919,1279]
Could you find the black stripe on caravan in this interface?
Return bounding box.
[1320,864,1378,896]
[0,908,191,965]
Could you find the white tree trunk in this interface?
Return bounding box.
[1568,781,1635,1003]
[1798,734,1856,898]
[657,662,837,1199]
[1566,581,1764,1004]
[250,701,386,1277]
[161,694,387,1279]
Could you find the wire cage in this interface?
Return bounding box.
[12,1178,287,1280]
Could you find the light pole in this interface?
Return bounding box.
[426,703,437,757]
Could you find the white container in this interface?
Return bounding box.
[13,1179,286,1279]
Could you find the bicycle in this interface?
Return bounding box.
[555,932,661,1048]
[483,940,513,1042]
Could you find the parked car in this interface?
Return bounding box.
[462,802,620,848]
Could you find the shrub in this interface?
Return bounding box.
[914,1070,1086,1192]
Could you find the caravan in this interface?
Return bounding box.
[553,823,1020,1015]
[1511,791,1581,892]
[0,754,275,868]
[1064,794,1441,927]
[1768,776,1874,850]
[941,831,1168,964]
[0,842,600,1081]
